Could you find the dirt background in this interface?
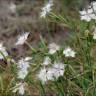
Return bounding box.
[0,0,77,60]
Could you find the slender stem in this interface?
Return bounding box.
[25,41,37,53]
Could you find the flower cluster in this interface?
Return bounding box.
[37,62,66,84]
[2,0,96,95]
[79,1,96,22]
[37,42,76,84]
[12,57,31,95]
[0,36,77,95]
[0,32,30,95]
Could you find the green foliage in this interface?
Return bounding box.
[1,0,96,96]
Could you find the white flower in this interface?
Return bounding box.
[17,58,30,79]
[51,62,66,79]
[15,32,29,45]
[17,58,30,70]
[46,68,54,80]
[48,42,60,54]
[93,34,96,39]
[43,56,51,65]
[80,14,92,22]
[9,3,16,13]
[91,1,96,11]
[93,27,96,39]
[12,82,25,95]
[63,47,76,57]
[79,1,96,22]
[37,67,48,83]
[24,57,32,61]
[17,69,28,79]
[37,67,55,84]
[0,43,8,59]
[79,12,96,22]
[40,0,53,18]
[37,62,66,83]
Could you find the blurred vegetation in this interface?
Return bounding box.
[1,0,96,96]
